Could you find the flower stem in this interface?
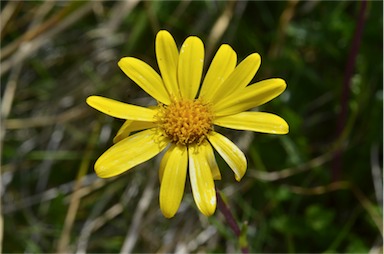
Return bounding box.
[216,189,249,253]
[333,0,367,180]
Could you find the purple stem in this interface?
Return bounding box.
[333,0,367,180]
[216,189,249,253]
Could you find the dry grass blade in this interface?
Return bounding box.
[0,1,94,76]
[0,1,20,38]
[76,203,124,254]
[370,144,382,206]
[206,1,236,60]
[268,0,299,59]
[5,106,89,129]
[1,1,86,61]
[249,150,333,181]
[2,174,105,214]
[120,170,157,253]
[56,123,101,253]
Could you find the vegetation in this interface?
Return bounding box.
[1,1,382,253]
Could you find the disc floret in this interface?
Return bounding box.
[157,99,214,145]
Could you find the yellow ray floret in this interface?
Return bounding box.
[159,144,188,218]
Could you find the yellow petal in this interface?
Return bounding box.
[207,132,246,181]
[178,36,204,99]
[159,146,172,183]
[188,141,216,216]
[113,120,157,143]
[86,96,156,121]
[159,144,188,218]
[204,140,221,180]
[214,78,287,117]
[156,30,180,98]
[95,129,169,178]
[118,57,171,105]
[199,44,237,102]
[211,53,261,104]
[214,112,289,134]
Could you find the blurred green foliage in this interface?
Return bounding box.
[1,1,382,253]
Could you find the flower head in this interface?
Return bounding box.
[86,30,288,218]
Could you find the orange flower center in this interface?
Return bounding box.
[157,99,214,145]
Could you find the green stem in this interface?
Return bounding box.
[216,189,249,253]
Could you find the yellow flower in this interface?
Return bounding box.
[86,30,288,218]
